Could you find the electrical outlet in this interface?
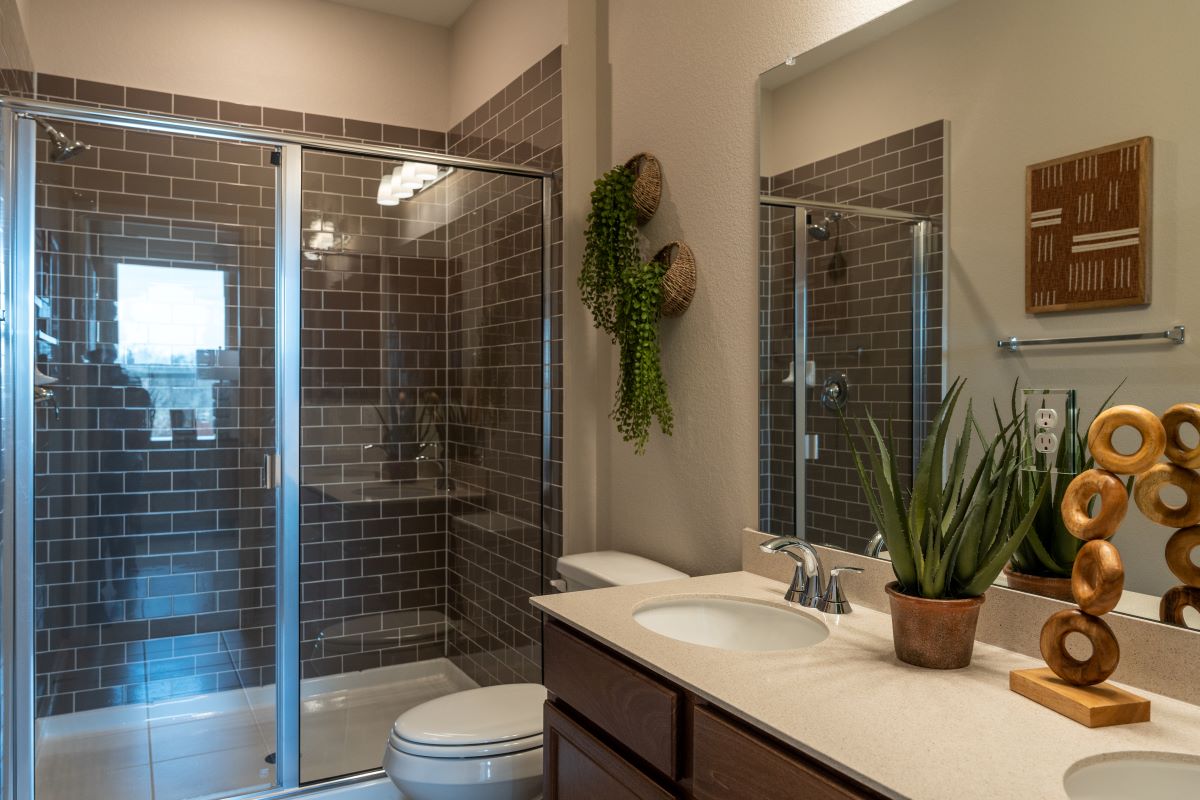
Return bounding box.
[1035,408,1059,429]
[1035,432,1059,454]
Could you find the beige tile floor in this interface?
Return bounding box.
[34,659,476,800]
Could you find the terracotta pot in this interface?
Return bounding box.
[1003,565,1075,603]
[885,582,984,670]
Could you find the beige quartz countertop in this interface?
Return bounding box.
[531,571,1200,800]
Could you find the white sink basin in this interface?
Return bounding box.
[632,595,828,651]
[1064,752,1200,799]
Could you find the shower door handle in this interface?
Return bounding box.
[803,433,820,461]
[263,453,280,490]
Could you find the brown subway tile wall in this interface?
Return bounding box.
[298,151,450,679]
[34,123,279,716]
[444,48,563,687]
[32,75,447,154]
[760,121,944,551]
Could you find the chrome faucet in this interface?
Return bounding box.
[759,537,863,613]
[759,537,824,607]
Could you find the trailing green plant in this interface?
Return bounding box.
[1009,382,1128,579]
[580,165,641,339]
[579,165,674,453]
[840,378,1049,599]
[613,259,673,453]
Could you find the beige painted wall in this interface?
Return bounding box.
[759,0,1200,594]
[449,0,568,127]
[22,0,451,130]
[592,0,915,578]
[560,0,606,557]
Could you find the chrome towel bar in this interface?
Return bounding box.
[997,325,1185,352]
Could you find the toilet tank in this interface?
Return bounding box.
[556,551,687,591]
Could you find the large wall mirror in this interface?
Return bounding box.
[758,0,1200,630]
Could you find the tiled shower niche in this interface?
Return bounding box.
[760,121,944,552]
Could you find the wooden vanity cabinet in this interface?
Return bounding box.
[543,621,884,800]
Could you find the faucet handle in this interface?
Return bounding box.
[818,566,863,615]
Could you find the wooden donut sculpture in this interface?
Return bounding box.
[1133,463,1200,528]
[1039,609,1120,686]
[1061,469,1128,540]
[1162,403,1200,469]
[1165,526,1200,588]
[1072,540,1124,616]
[1039,403,1172,688]
[1087,405,1165,474]
[1160,525,1200,628]
[1159,586,1200,628]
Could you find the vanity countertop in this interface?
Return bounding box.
[531,571,1200,800]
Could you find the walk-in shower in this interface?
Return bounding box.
[0,95,553,800]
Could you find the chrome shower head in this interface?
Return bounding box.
[36,119,90,162]
[806,211,842,241]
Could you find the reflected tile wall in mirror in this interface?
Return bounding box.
[758,122,944,554]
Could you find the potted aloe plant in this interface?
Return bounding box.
[842,379,1048,669]
[1006,385,1129,601]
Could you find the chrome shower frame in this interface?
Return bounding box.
[0,95,555,800]
[760,195,936,536]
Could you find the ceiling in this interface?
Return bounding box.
[325,0,476,27]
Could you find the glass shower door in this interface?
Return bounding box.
[28,117,279,800]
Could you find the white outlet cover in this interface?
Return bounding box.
[1036,408,1059,428]
[1035,432,1059,453]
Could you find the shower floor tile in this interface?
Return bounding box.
[33,658,477,800]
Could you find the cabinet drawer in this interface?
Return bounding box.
[544,701,678,800]
[544,621,680,778]
[692,705,881,800]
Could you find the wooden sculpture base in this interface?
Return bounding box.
[1010,668,1150,728]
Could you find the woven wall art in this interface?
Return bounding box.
[1025,137,1151,314]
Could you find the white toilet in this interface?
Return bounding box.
[383,551,687,800]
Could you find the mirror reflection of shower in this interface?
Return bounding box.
[806,210,841,240]
[807,210,848,275]
[35,118,90,162]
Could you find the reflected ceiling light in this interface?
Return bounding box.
[412,161,438,182]
[392,162,423,191]
[376,177,400,206]
[376,162,454,205]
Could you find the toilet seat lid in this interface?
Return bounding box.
[392,683,547,747]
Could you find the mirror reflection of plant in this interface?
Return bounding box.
[372,393,405,462]
[1009,381,1129,579]
[579,164,674,452]
[841,379,1049,599]
[371,388,472,464]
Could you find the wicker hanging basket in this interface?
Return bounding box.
[654,241,696,317]
[625,152,662,224]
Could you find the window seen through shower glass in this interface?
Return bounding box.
[116,263,228,441]
[31,118,278,800]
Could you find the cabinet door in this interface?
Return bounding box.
[544,621,681,778]
[544,701,677,800]
[692,705,881,800]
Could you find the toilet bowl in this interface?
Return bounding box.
[383,683,546,800]
[384,551,686,800]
